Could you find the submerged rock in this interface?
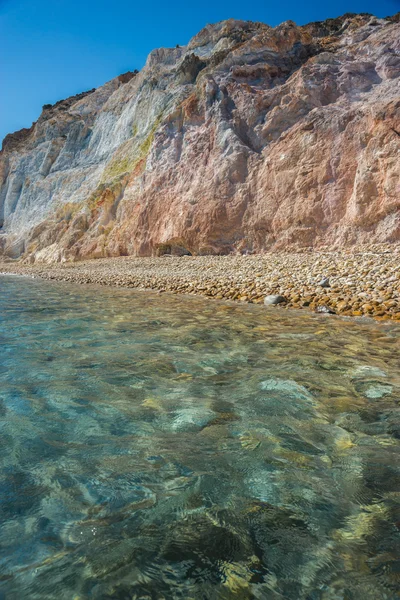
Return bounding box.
[169,407,216,432]
[350,365,388,379]
[260,378,310,395]
[364,384,393,399]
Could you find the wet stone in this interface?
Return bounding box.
[264,295,287,305]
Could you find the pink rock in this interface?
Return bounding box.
[1,13,399,262]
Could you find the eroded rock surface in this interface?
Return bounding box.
[1,13,399,261]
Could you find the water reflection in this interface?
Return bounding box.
[0,275,399,599]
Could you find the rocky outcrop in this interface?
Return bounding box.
[0,13,399,261]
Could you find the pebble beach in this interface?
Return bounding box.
[1,246,400,320]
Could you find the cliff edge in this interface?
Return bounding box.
[1,13,399,261]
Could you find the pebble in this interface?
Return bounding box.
[1,244,399,321]
[316,305,336,314]
[264,295,287,305]
[318,277,330,288]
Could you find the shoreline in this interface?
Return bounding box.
[1,249,400,321]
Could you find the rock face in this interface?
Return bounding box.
[0,13,399,262]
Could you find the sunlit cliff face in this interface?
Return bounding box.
[1,13,399,262]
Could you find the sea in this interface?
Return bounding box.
[0,274,399,599]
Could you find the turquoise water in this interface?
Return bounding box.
[0,275,399,599]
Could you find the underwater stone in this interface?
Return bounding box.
[350,365,388,379]
[170,407,216,432]
[260,378,312,401]
[364,384,393,399]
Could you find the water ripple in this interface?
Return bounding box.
[0,275,399,599]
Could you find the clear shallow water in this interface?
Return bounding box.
[0,275,399,600]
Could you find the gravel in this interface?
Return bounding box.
[1,246,400,321]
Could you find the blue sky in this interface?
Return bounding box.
[1,0,399,143]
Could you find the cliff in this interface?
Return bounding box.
[1,13,399,262]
